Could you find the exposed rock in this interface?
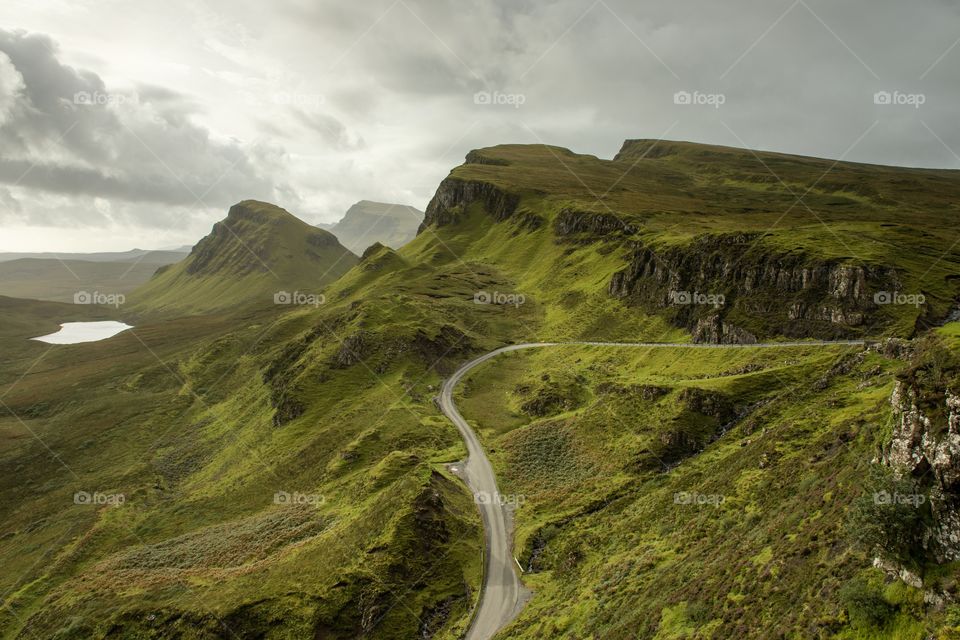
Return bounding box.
[885,381,960,561]
[332,331,369,368]
[418,177,522,233]
[692,315,758,345]
[873,556,923,589]
[608,234,902,340]
[595,382,670,400]
[554,209,637,237]
[411,325,472,374]
[678,387,735,422]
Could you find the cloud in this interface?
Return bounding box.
[0,28,293,222]
[2,0,959,251]
[292,109,364,150]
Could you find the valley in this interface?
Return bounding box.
[1,140,959,639]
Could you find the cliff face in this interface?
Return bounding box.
[417,177,521,233]
[416,141,957,342]
[608,234,901,341]
[886,380,960,562]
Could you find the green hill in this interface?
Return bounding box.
[418,141,960,340]
[2,141,960,639]
[131,200,358,315]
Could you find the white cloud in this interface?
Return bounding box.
[0,0,959,250]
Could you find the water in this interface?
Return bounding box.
[31,321,134,345]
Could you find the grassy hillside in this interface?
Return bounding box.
[419,142,960,340]
[453,342,952,638]
[2,140,959,639]
[131,201,358,315]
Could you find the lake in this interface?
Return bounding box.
[32,321,134,345]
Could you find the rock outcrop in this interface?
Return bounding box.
[418,177,522,233]
[608,234,902,340]
[554,209,637,236]
[885,380,960,561]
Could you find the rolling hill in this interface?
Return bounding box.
[2,140,960,639]
[0,258,172,303]
[0,248,190,264]
[130,200,359,315]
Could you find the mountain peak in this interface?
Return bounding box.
[322,200,424,254]
[132,201,357,314]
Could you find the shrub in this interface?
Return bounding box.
[840,577,892,630]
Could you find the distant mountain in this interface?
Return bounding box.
[131,200,358,314]
[320,200,423,254]
[0,258,171,303]
[0,248,190,264]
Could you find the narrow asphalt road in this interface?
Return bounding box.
[440,340,866,640]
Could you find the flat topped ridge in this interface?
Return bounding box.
[226,200,303,225]
[341,201,424,223]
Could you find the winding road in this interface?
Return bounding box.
[440,340,866,640]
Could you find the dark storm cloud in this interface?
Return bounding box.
[0,28,288,218]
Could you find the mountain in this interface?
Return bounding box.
[130,200,358,314]
[3,142,960,639]
[0,248,190,264]
[419,141,960,340]
[0,258,173,303]
[321,200,423,254]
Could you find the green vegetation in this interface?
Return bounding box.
[2,140,960,638]
[453,341,954,638]
[131,200,358,315]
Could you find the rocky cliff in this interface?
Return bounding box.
[885,378,960,562]
[608,234,903,341]
[418,175,522,233]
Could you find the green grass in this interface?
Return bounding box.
[452,343,947,638]
[2,141,959,639]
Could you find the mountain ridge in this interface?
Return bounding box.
[130,200,358,314]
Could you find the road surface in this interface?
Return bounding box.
[440,340,865,640]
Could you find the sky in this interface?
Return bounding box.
[0,0,958,251]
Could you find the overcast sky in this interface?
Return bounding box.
[0,0,957,251]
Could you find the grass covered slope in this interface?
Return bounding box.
[454,342,952,638]
[3,138,959,640]
[419,141,960,340]
[131,200,358,315]
[0,295,485,639]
